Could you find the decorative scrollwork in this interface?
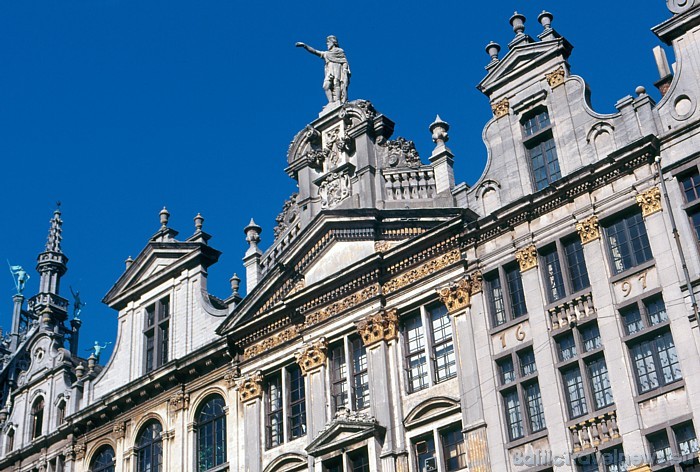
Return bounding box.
[384,137,421,168]
[636,186,662,217]
[515,245,538,272]
[576,215,600,244]
[545,66,566,88]
[295,338,328,374]
[236,371,264,403]
[356,309,399,347]
[491,98,510,118]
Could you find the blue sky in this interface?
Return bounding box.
[0,1,671,361]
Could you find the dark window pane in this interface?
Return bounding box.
[690,209,700,242]
[563,367,588,418]
[645,297,668,326]
[581,323,602,352]
[330,344,348,413]
[621,305,644,335]
[529,136,561,190]
[266,373,283,447]
[430,304,456,382]
[557,333,577,361]
[197,396,226,471]
[486,273,507,326]
[519,349,537,376]
[602,446,627,472]
[91,445,116,472]
[631,339,659,393]
[649,431,673,465]
[289,364,306,439]
[351,337,370,410]
[523,110,550,136]
[414,436,436,472]
[587,357,614,409]
[498,357,516,384]
[503,389,524,440]
[575,454,598,472]
[605,212,652,274]
[506,265,527,318]
[525,382,546,432]
[542,246,565,302]
[681,170,700,202]
[404,312,428,392]
[675,423,700,456]
[441,427,467,472]
[564,237,590,292]
[656,331,682,385]
[349,448,371,472]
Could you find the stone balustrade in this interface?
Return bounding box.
[569,410,620,453]
[548,291,595,330]
[383,168,436,201]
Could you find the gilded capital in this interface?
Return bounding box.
[636,186,662,217]
[295,338,328,375]
[437,277,474,314]
[576,215,600,245]
[356,309,399,347]
[545,66,566,88]
[491,98,510,118]
[236,371,264,403]
[470,270,483,294]
[515,245,538,272]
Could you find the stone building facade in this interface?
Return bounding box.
[3,2,700,471]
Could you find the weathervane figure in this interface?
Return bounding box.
[70,286,86,319]
[296,35,351,104]
[87,341,112,362]
[8,262,30,294]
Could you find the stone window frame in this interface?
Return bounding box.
[400,301,457,394]
[484,261,528,330]
[55,396,66,428]
[135,420,163,472]
[573,444,627,472]
[672,161,700,250]
[328,334,369,414]
[601,209,654,277]
[4,426,14,455]
[539,234,591,306]
[194,394,227,472]
[617,292,683,400]
[643,416,700,470]
[409,421,467,472]
[321,445,371,472]
[143,296,171,374]
[494,343,547,445]
[264,363,307,450]
[30,396,45,440]
[89,444,116,472]
[520,106,562,192]
[552,318,615,422]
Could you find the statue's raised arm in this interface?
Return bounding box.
[295,35,351,104]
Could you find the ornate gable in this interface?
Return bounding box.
[306,410,385,457]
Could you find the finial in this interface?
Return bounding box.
[244,218,262,243]
[538,11,553,30]
[510,12,526,36]
[45,206,64,253]
[635,85,647,97]
[160,207,170,228]
[230,273,241,297]
[194,213,204,231]
[429,115,450,147]
[125,256,133,270]
[485,41,501,63]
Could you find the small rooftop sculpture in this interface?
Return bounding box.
[87,341,112,362]
[8,262,29,295]
[296,35,351,104]
[70,286,86,319]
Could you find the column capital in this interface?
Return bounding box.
[236,371,264,403]
[576,215,600,244]
[294,337,328,375]
[437,274,482,315]
[356,309,399,347]
[636,186,662,217]
[515,244,538,272]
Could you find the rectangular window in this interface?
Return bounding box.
[441,427,467,472]
[329,344,348,413]
[403,303,456,393]
[604,211,653,275]
[265,364,307,449]
[144,296,170,373]
[541,236,591,304]
[413,435,436,472]
[680,169,700,203]
[486,263,528,328]
[523,109,561,191]
[348,448,370,472]
[621,295,682,395]
[555,320,614,420]
[350,337,369,410]
[647,422,700,469]
[496,347,545,442]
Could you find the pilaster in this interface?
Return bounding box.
[295,339,328,440]
[237,372,263,472]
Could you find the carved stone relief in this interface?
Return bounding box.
[383,137,421,168]
[273,193,299,238]
[295,338,328,374]
[515,245,538,272]
[437,276,478,314]
[319,171,352,209]
[636,186,662,217]
[491,98,510,118]
[236,371,264,403]
[356,309,399,347]
[545,66,566,88]
[576,215,600,244]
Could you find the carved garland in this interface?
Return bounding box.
[294,338,328,375]
[515,245,538,272]
[384,249,461,294]
[576,215,600,244]
[356,309,399,347]
[636,186,662,217]
[236,371,264,403]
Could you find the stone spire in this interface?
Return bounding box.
[243,219,263,294]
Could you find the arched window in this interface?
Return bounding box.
[56,399,66,426]
[31,397,44,439]
[89,445,115,472]
[196,395,226,471]
[5,428,14,454]
[136,420,163,472]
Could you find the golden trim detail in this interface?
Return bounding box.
[491,98,510,118]
[546,66,566,88]
[636,186,662,217]
[295,338,328,375]
[384,249,461,294]
[236,371,264,403]
[576,215,600,245]
[515,245,538,272]
[356,309,399,347]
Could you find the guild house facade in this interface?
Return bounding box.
[3,2,700,471]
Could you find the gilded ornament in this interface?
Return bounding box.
[243,324,302,360]
[236,371,264,403]
[303,284,380,327]
[437,277,474,314]
[545,67,566,88]
[515,245,538,272]
[295,338,328,374]
[356,309,399,347]
[491,98,510,118]
[470,270,483,294]
[576,215,600,244]
[636,186,662,217]
[384,249,461,294]
[374,240,391,253]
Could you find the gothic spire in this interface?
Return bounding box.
[45,204,63,253]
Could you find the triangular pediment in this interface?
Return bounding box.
[477,38,572,95]
[306,411,385,457]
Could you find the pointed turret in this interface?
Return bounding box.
[27,206,70,322]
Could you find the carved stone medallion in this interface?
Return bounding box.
[295,338,328,375]
[491,98,510,118]
[636,186,662,217]
[319,171,352,209]
[576,215,600,244]
[356,309,399,347]
[515,245,538,272]
[545,66,566,88]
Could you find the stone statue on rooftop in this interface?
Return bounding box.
[70,286,86,319]
[8,263,29,294]
[87,341,111,362]
[296,35,351,104]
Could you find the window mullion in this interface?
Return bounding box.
[499,267,513,322]
[282,367,289,443]
[423,307,437,386]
